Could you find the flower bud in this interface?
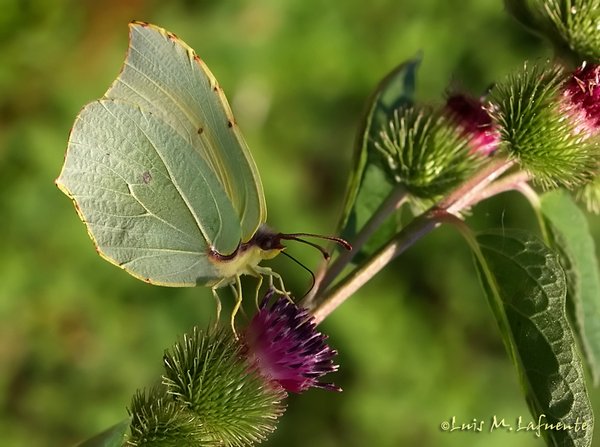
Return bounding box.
[125,290,343,445]
[128,386,209,446]
[374,104,485,201]
[562,63,600,136]
[445,93,500,156]
[489,63,599,188]
[158,327,286,446]
[243,290,341,393]
[577,175,600,214]
[504,0,600,63]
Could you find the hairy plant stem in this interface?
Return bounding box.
[303,185,409,306]
[310,157,516,324]
[461,170,531,208]
[513,181,549,244]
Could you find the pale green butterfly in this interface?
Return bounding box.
[56,22,349,321]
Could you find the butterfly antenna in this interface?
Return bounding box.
[281,235,331,259]
[279,233,352,260]
[280,251,316,298]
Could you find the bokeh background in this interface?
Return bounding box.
[2,0,599,446]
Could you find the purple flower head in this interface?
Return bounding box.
[562,63,600,138]
[445,93,500,156]
[243,291,341,394]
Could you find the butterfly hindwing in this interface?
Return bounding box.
[58,98,242,286]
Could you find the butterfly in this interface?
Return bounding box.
[56,22,349,322]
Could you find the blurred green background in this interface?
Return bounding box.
[1,0,599,446]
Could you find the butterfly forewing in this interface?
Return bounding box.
[105,22,266,245]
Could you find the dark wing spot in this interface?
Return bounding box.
[213,85,219,92]
[227,120,234,128]
[197,127,204,135]
[166,31,178,40]
[137,21,150,27]
[142,171,152,184]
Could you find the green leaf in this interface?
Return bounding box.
[338,56,420,256]
[76,419,130,447]
[473,229,593,447]
[541,189,600,385]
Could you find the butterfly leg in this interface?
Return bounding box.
[254,266,292,302]
[229,275,244,339]
[271,270,294,303]
[211,286,222,324]
[253,274,264,310]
